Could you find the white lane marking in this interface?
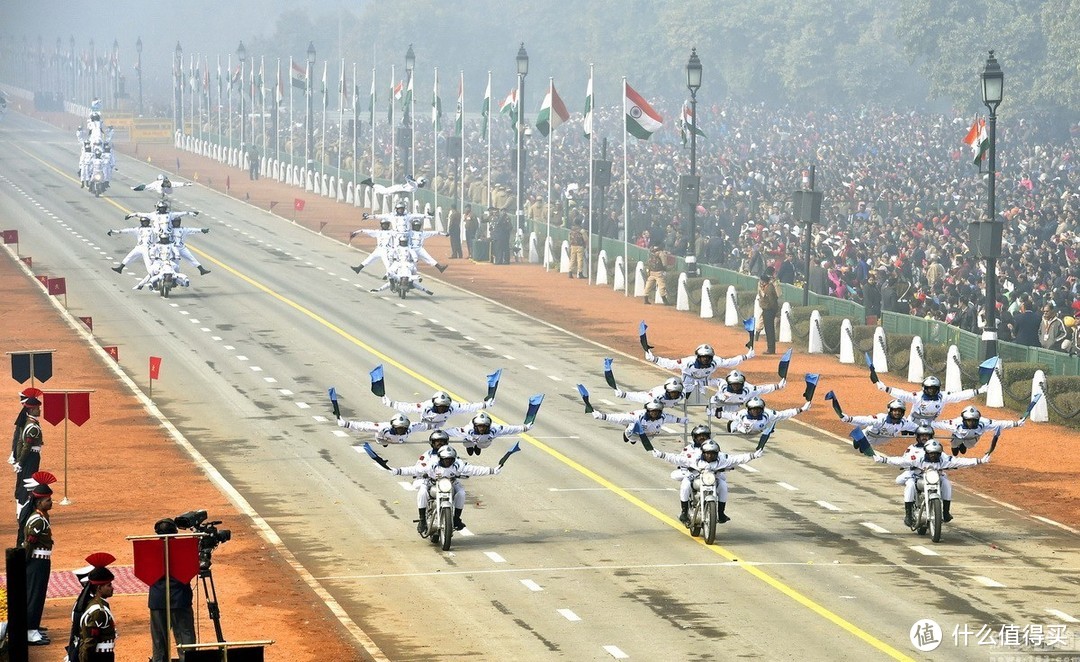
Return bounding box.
[557,609,582,622]
[296,402,311,409]
[201,328,210,332]
[395,303,406,308]
[524,364,538,370]
[278,389,294,396]
[815,500,841,511]
[503,354,516,360]
[224,345,235,350]
[520,579,543,592]
[603,645,629,660]
[1045,609,1080,623]
[861,522,890,534]
[211,336,222,341]
[411,310,423,315]
[332,430,349,437]
[264,377,277,383]
[484,551,506,564]
[1032,515,1080,534]
[910,546,939,556]
[463,336,475,341]
[599,399,615,406]
[549,487,676,492]
[236,355,249,361]
[444,326,458,332]
[312,416,328,423]
[429,319,440,324]
[339,277,350,282]
[777,482,799,491]
[250,366,263,372]
[169,303,179,308]
[189,318,200,323]
[739,464,759,473]
[483,345,495,350]
[973,575,1006,588]
[548,375,562,382]
[179,310,190,315]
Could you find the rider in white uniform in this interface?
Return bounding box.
[652,439,763,525]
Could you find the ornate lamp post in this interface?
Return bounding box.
[975,50,1004,361]
[306,41,316,166]
[237,41,247,146]
[515,43,529,233]
[684,48,702,276]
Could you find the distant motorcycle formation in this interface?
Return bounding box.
[75,102,115,197]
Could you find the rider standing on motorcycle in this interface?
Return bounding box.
[838,399,921,446]
[108,216,156,274]
[167,217,212,275]
[406,217,449,273]
[350,217,396,273]
[716,396,810,435]
[874,375,987,426]
[707,370,787,417]
[134,233,190,291]
[380,390,492,428]
[652,440,763,526]
[591,400,690,444]
[932,406,1025,455]
[391,445,502,534]
[337,412,431,447]
[445,412,532,456]
[367,235,436,296]
[872,432,989,525]
[645,344,755,395]
[614,377,687,409]
[78,141,93,188]
[127,201,200,235]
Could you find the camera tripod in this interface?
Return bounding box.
[197,566,225,642]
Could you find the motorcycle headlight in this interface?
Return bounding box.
[924,470,940,485]
[701,471,717,486]
[692,478,703,491]
[437,477,453,493]
[93,173,102,181]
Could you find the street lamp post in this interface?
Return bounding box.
[112,39,119,109]
[89,38,95,99]
[976,50,1004,361]
[69,36,75,100]
[515,43,529,234]
[237,41,247,148]
[306,41,316,168]
[136,37,143,116]
[405,44,415,178]
[684,48,702,276]
[55,38,62,100]
[174,42,183,135]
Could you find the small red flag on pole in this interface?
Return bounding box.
[104,346,119,361]
[149,356,162,397]
[37,275,49,287]
[21,256,32,268]
[294,198,305,211]
[79,316,93,333]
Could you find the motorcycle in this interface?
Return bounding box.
[420,476,456,551]
[148,249,187,299]
[88,159,109,197]
[686,465,721,544]
[911,468,944,542]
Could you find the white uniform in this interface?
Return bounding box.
[708,379,785,415]
[383,396,491,428]
[407,229,442,267]
[647,349,754,394]
[931,416,1022,453]
[102,145,116,179]
[719,404,808,435]
[339,418,431,446]
[353,228,397,270]
[110,226,157,272]
[876,381,987,424]
[594,409,689,440]
[616,384,687,409]
[78,144,93,184]
[137,243,190,289]
[653,449,760,502]
[132,178,193,197]
[169,226,209,269]
[877,453,984,501]
[396,458,498,509]
[841,413,921,445]
[445,423,529,452]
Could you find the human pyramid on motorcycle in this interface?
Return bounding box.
[76,105,115,196]
[107,198,212,297]
[349,191,448,299]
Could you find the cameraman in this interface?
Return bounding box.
[150,518,196,662]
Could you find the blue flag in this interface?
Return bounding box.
[849,428,874,456]
[486,368,503,401]
[524,394,544,425]
[825,390,844,418]
[369,364,385,397]
[638,320,653,352]
[631,419,654,451]
[803,373,820,401]
[498,441,522,467]
[362,442,391,470]
[604,358,618,389]
[576,383,593,413]
[743,317,756,333]
[328,386,340,418]
[778,348,793,379]
[978,357,1000,387]
[864,352,879,384]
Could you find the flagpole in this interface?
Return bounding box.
[276,58,282,163]
[545,77,553,272]
[410,68,416,183]
[391,65,396,184]
[261,55,268,165]
[352,61,358,196]
[622,77,629,296]
[217,55,223,157]
[227,54,233,158]
[189,54,195,142]
[433,66,439,221]
[486,70,492,209]
[321,61,328,183]
[587,63,594,285]
[370,66,376,189]
[337,58,344,181]
[289,56,294,177]
[459,70,464,227]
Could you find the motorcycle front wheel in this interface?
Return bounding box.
[440,508,453,551]
[160,280,171,299]
[929,499,943,543]
[703,501,718,544]
[399,284,408,299]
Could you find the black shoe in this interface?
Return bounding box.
[678,511,690,527]
[466,446,476,456]
[568,274,575,279]
[942,500,953,523]
[577,273,585,279]
[351,265,364,274]
[453,518,466,531]
[28,638,50,646]
[661,296,670,305]
[903,503,915,528]
[111,265,124,274]
[643,298,651,304]
[436,264,447,273]
[416,520,428,536]
[956,444,967,455]
[474,447,482,455]
[198,266,210,275]
[718,503,730,523]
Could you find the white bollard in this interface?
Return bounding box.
[724,285,739,326]
[613,255,626,291]
[327,176,336,198]
[337,178,345,201]
[634,261,646,297]
[654,282,664,304]
[306,170,314,192]
[528,232,540,263]
[432,207,442,232]
[908,336,925,383]
[808,310,824,354]
[596,250,609,286]
[260,156,267,176]
[753,294,763,338]
[322,174,330,197]
[413,199,421,214]
[872,326,889,373]
[363,188,371,208]
[544,236,554,269]
[944,345,962,394]
[560,241,571,273]
[779,302,793,343]
[986,361,1004,408]
[346,182,354,204]
[839,319,855,363]
[381,194,390,214]
[313,173,322,195]
[676,273,690,311]
[700,280,714,319]
[1030,370,1049,422]
[285,165,294,187]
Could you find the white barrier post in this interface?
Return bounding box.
[613,255,625,291]
[327,176,336,199]
[1030,371,1049,422]
[808,310,824,354]
[872,326,889,373]
[544,236,555,270]
[676,273,690,311]
[839,319,855,363]
[634,262,646,297]
[700,280,714,319]
[596,250,609,286]
[306,170,315,192]
[337,178,345,201]
[986,361,1005,408]
[346,182,354,204]
[322,174,331,197]
[908,336,925,383]
[753,294,763,341]
[381,194,390,214]
[528,232,540,264]
[413,199,421,214]
[724,285,739,326]
[560,241,571,273]
[944,345,962,394]
[779,302,793,343]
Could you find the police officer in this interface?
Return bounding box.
[108,217,156,274]
[643,244,669,304]
[10,387,42,469]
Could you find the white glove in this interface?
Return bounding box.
[350,229,362,238]
[614,389,626,398]
[1016,418,1026,427]
[841,415,853,423]
[492,465,503,475]
[979,454,991,465]
[976,384,989,395]
[875,381,888,392]
[644,350,656,363]
[591,412,606,421]
[6,452,13,466]
[524,423,534,431]
[13,463,21,473]
[392,467,402,475]
[650,449,663,459]
[336,417,348,428]
[381,395,392,407]
[777,378,787,389]
[873,454,887,463]
[752,449,764,459]
[800,401,812,412]
[744,348,755,359]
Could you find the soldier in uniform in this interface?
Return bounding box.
[66,552,116,662]
[567,222,586,279]
[10,387,42,468]
[13,395,43,513]
[643,244,670,305]
[78,563,118,660]
[23,474,55,645]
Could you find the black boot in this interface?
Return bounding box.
[351,264,364,274]
[416,508,428,536]
[466,446,476,456]
[198,266,211,275]
[678,501,690,527]
[942,500,953,523]
[436,263,448,273]
[955,444,967,455]
[111,265,124,274]
[661,295,670,306]
[904,502,915,528]
[718,501,731,523]
[453,508,466,531]
[474,447,482,455]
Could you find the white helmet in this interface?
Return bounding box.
[431,391,452,413]
[924,439,943,462]
[662,377,684,396]
[644,400,664,419]
[746,397,765,418]
[726,370,746,390]
[700,440,721,462]
[437,445,458,467]
[887,399,906,419]
[961,406,981,425]
[922,376,942,397]
[390,413,411,434]
[695,344,715,362]
[472,412,492,433]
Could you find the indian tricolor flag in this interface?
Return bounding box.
[535,83,569,137]
[624,82,662,140]
[962,116,989,166]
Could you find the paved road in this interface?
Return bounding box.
[2,113,1078,661]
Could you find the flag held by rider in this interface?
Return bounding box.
[362,442,392,471]
[850,427,875,456]
[498,441,522,468]
[743,317,755,349]
[603,358,618,390]
[865,352,879,384]
[576,384,593,413]
[825,390,844,418]
[523,394,544,426]
[803,374,819,401]
[486,369,502,401]
[328,386,341,419]
[638,321,653,352]
[369,365,385,397]
[632,419,654,452]
[755,425,776,452]
[778,349,793,379]
[978,357,1000,386]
